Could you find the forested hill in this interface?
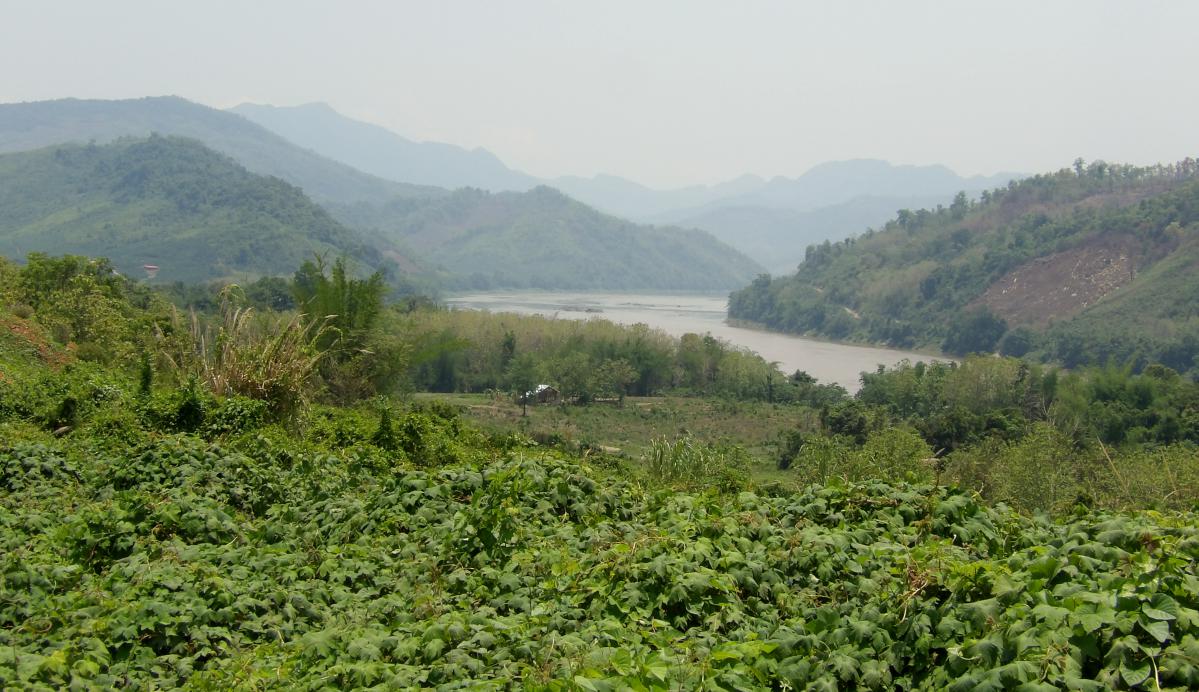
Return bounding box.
[0,97,758,291]
[0,97,440,205]
[729,158,1199,374]
[329,186,763,290]
[0,136,411,284]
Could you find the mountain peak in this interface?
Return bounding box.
[0,95,437,205]
[230,102,538,192]
[0,136,405,283]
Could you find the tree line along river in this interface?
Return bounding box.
[445,292,944,393]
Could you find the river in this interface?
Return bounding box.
[445,292,945,392]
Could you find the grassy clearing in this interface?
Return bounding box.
[413,392,814,485]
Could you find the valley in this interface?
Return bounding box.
[446,291,940,392]
[2,4,1198,686]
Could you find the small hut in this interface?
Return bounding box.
[524,384,560,405]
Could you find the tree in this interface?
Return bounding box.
[292,256,391,401]
[245,276,295,311]
[17,254,133,352]
[292,256,385,355]
[546,351,595,403]
[998,327,1036,357]
[941,308,1008,356]
[504,353,541,416]
[500,330,517,370]
[18,253,124,309]
[595,358,638,406]
[950,191,969,219]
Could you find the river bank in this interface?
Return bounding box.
[445,291,946,392]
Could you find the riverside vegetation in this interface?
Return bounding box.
[730,157,1199,375]
[4,252,1199,689]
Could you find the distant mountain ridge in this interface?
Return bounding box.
[547,173,768,220]
[700,159,1017,213]
[327,186,763,291]
[231,102,540,192]
[226,102,1020,270]
[0,97,762,292]
[0,136,407,284]
[668,194,955,274]
[728,157,1199,374]
[0,96,440,205]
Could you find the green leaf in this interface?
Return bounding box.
[1120,659,1151,687]
[1032,603,1070,627]
[1144,594,1178,621]
[1075,606,1115,633]
[1140,619,1171,644]
[710,647,742,662]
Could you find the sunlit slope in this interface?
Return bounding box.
[0,137,409,283]
[729,159,1199,371]
[0,96,441,205]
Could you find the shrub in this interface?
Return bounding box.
[853,427,934,482]
[141,379,211,433]
[998,326,1036,357]
[788,434,854,485]
[645,435,750,491]
[205,395,269,436]
[777,429,806,470]
[945,422,1081,512]
[83,406,147,447]
[73,341,109,363]
[59,500,137,572]
[304,408,373,449]
[371,405,401,452]
[159,287,329,420]
[397,411,466,467]
[820,401,870,444]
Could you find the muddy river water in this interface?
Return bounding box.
[446,292,945,393]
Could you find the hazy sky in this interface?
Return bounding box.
[2,1,1196,188]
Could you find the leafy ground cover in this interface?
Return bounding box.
[4,252,1199,689]
[4,403,1199,689]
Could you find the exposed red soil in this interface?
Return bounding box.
[975,236,1138,328]
[0,314,74,369]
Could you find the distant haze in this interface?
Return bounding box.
[2,1,1197,188]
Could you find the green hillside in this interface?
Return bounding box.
[4,259,1199,690]
[729,158,1199,373]
[0,137,408,284]
[1,98,759,292]
[331,187,764,291]
[0,96,441,205]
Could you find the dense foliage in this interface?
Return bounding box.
[729,158,1199,373]
[330,187,763,291]
[0,137,406,284]
[5,251,1199,688]
[5,385,1199,689]
[779,357,1199,513]
[396,307,844,406]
